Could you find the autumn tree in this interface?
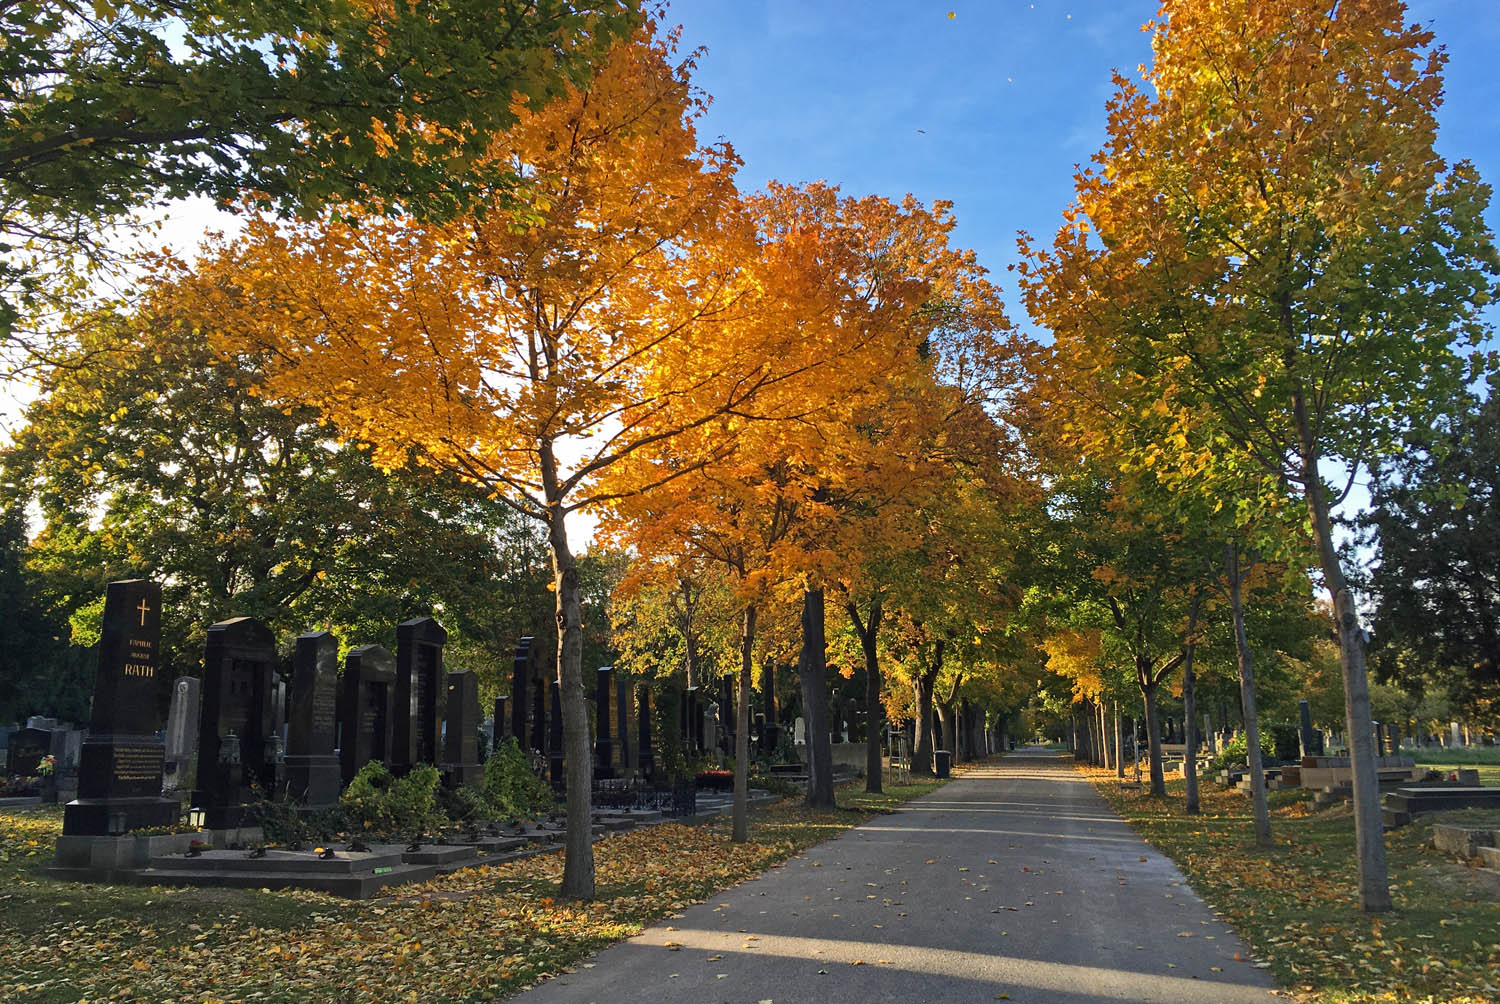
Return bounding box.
[0,0,637,363]
[1018,0,1500,911]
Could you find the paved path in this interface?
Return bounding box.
[512,750,1280,1003]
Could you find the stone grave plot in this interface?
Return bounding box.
[1382,785,1500,828]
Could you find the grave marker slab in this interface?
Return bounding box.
[285,631,342,807]
[63,580,178,836]
[394,617,447,772]
[511,636,533,744]
[194,617,277,828]
[595,665,614,779]
[444,670,482,787]
[340,645,396,783]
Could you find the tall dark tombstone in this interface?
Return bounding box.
[530,664,547,755]
[511,636,533,744]
[637,686,655,779]
[64,580,179,835]
[493,696,510,744]
[595,666,615,779]
[616,676,631,769]
[720,675,734,754]
[340,644,396,784]
[764,661,778,725]
[444,670,483,787]
[194,617,277,829]
[548,680,565,788]
[284,631,341,807]
[393,616,447,773]
[1298,700,1323,757]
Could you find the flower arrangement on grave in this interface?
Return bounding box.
[36,755,56,777]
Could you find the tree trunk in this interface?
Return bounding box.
[1183,592,1201,815]
[1142,680,1165,795]
[732,604,758,843]
[1290,340,1389,912]
[798,587,836,809]
[543,493,593,901]
[935,701,953,759]
[910,643,941,777]
[1098,700,1111,771]
[1113,702,1124,779]
[847,600,884,794]
[1226,540,1271,848]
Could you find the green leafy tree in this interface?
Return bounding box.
[1,0,638,356]
[1019,0,1500,912]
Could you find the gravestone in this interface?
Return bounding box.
[493,696,510,743]
[530,666,546,754]
[637,686,655,779]
[340,645,396,784]
[394,616,447,773]
[548,680,564,788]
[284,631,342,807]
[6,727,51,777]
[1298,700,1323,757]
[444,670,483,787]
[63,579,178,836]
[594,666,615,780]
[511,636,533,745]
[163,676,202,793]
[194,617,277,828]
[616,676,631,770]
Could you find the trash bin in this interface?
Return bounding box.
[935,750,952,778]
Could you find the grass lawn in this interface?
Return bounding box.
[0,773,948,1004]
[1081,766,1500,1004]
[1404,748,1500,787]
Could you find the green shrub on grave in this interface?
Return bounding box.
[340,761,448,836]
[1208,730,1276,773]
[481,738,556,820]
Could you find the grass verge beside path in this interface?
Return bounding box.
[0,771,953,1004]
[1080,765,1500,1004]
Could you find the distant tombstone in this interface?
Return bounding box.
[615,676,631,769]
[164,677,202,765]
[394,616,448,773]
[63,579,178,836]
[594,666,615,779]
[794,716,807,746]
[284,631,342,807]
[443,670,483,787]
[162,676,201,793]
[6,727,51,777]
[340,644,396,784]
[194,617,277,828]
[1451,721,1462,748]
[549,680,564,787]
[511,637,533,743]
[637,686,655,779]
[27,715,58,731]
[1204,713,1216,754]
[493,696,510,744]
[531,667,547,754]
[0,723,15,754]
[683,686,700,752]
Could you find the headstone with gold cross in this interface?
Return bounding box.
[63,579,179,835]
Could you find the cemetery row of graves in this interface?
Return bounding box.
[1,577,990,900]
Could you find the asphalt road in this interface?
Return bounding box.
[509,749,1280,1003]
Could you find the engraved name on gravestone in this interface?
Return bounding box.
[285,630,342,807]
[63,580,178,836]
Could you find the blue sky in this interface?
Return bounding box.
[671,0,1500,332]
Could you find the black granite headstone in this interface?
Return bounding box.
[444,670,483,787]
[637,686,655,779]
[194,617,277,828]
[530,660,546,754]
[6,727,50,777]
[394,616,447,773]
[63,580,178,835]
[285,631,341,807]
[511,636,533,743]
[1298,700,1323,757]
[549,680,565,788]
[594,665,614,779]
[340,644,396,783]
